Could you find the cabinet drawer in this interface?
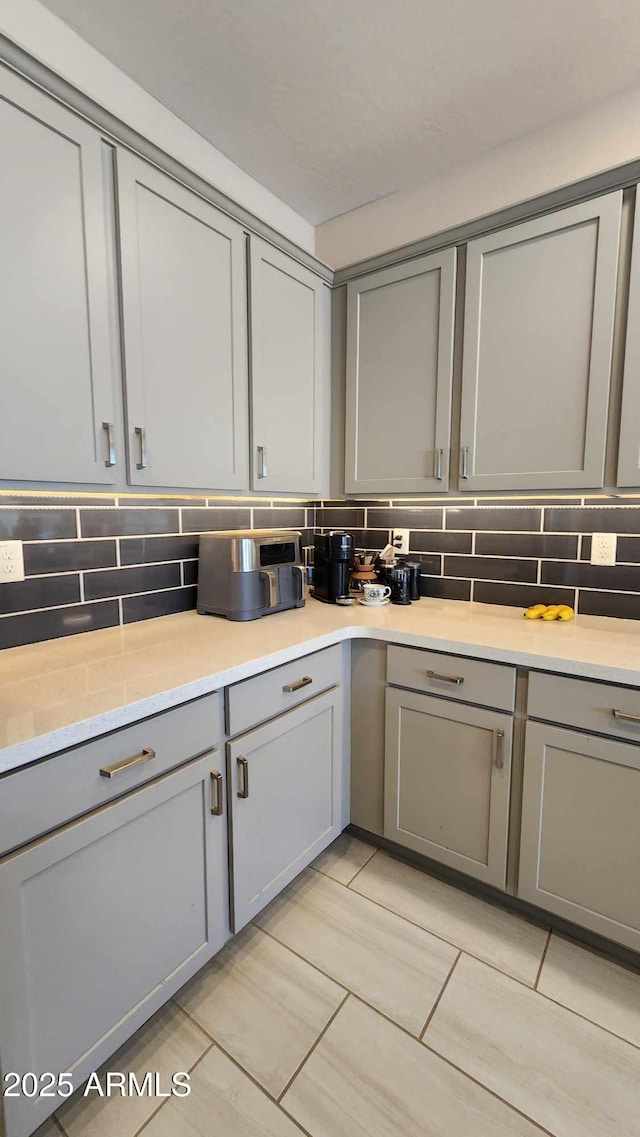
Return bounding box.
[387,645,515,711]
[0,692,223,856]
[226,645,342,736]
[528,670,640,741]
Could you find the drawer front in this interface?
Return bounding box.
[528,670,640,741]
[226,644,343,736]
[387,645,515,711]
[0,692,223,856]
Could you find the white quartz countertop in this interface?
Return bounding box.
[1,597,640,774]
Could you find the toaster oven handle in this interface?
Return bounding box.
[260,569,278,607]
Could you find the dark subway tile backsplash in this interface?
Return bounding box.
[84,563,181,601]
[252,508,307,529]
[181,507,251,533]
[0,574,80,615]
[475,533,578,560]
[0,600,119,650]
[0,509,77,541]
[446,507,542,532]
[473,581,576,609]
[120,535,199,565]
[367,507,443,530]
[4,494,640,650]
[409,530,472,554]
[80,508,180,538]
[122,586,198,623]
[544,507,640,534]
[444,555,538,583]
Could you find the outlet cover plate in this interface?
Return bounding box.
[590,533,617,566]
[392,529,410,555]
[0,540,24,582]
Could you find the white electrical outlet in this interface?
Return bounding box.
[392,529,410,555]
[0,541,25,582]
[590,533,617,566]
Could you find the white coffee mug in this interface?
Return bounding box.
[362,582,391,604]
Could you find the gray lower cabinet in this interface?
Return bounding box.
[518,720,640,951]
[0,67,116,484]
[0,751,229,1137]
[249,236,330,494]
[116,150,249,490]
[459,192,621,491]
[345,249,456,494]
[384,687,513,888]
[228,686,346,931]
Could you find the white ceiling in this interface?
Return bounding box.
[39,0,640,224]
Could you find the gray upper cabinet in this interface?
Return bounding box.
[249,236,330,494]
[117,151,249,490]
[459,193,621,491]
[0,68,115,484]
[617,193,640,487]
[345,250,456,494]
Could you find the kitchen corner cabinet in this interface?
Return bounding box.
[384,687,513,888]
[0,68,116,484]
[117,151,249,489]
[459,193,621,491]
[617,193,640,486]
[519,720,640,952]
[249,236,330,494]
[345,249,456,494]
[0,751,228,1137]
[228,686,346,930]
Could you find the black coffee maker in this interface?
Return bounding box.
[312,531,354,602]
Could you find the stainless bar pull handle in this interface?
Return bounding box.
[425,669,464,686]
[102,421,116,468]
[434,448,444,481]
[261,568,278,607]
[492,729,505,770]
[257,445,268,479]
[612,708,640,726]
[460,445,470,479]
[237,756,249,798]
[283,675,313,693]
[210,770,224,815]
[100,746,155,778]
[135,426,148,469]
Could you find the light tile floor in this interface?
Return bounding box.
[42,836,640,1137]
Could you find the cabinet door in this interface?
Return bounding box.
[0,69,115,484]
[617,194,640,486]
[345,250,456,493]
[0,752,228,1137]
[249,237,330,494]
[384,687,513,888]
[228,687,345,931]
[459,194,621,491]
[117,151,249,490]
[519,721,640,951]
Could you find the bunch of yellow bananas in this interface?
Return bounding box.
[524,603,574,621]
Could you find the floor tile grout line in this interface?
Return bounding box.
[314,856,640,1048]
[421,1040,556,1137]
[419,950,461,1041]
[534,928,552,990]
[342,843,379,888]
[196,1038,314,1137]
[131,1040,216,1137]
[276,990,350,1103]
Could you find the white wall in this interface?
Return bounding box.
[316,85,640,269]
[0,0,315,253]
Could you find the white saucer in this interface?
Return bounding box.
[358,596,391,607]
